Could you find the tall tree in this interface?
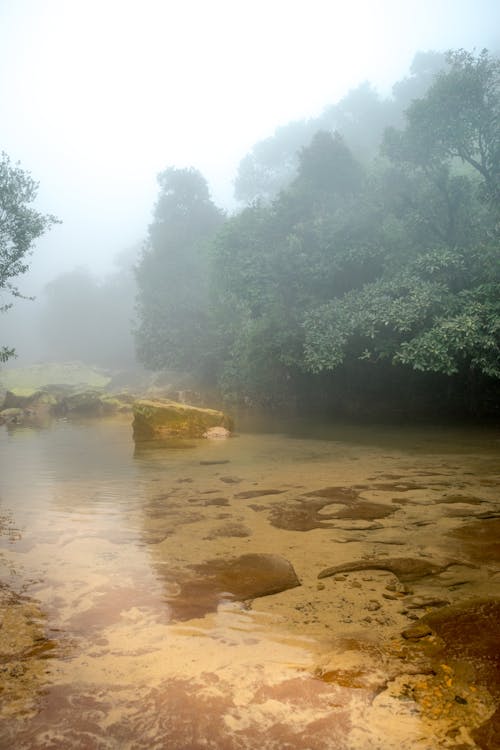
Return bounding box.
[135,167,223,378]
[0,152,59,361]
[385,49,500,204]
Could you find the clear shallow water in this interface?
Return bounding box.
[0,416,499,749]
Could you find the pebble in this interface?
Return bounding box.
[402,623,434,640]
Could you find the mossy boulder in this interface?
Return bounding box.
[57,390,105,416]
[2,389,57,410]
[132,399,233,441]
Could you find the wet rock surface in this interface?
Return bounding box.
[163,554,301,620]
[0,585,57,720]
[132,399,233,441]
[447,518,500,566]
[269,486,395,531]
[394,599,500,749]
[317,556,466,582]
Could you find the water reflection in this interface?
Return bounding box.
[0,417,499,748]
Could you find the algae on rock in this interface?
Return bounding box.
[132,399,233,441]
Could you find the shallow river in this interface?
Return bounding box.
[0,416,499,749]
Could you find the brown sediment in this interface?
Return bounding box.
[437,494,485,505]
[203,522,251,539]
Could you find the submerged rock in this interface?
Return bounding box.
[270,488,395,531]
[132,399,233,441]
[409,599,500,749]
[447,518,500,566]
[317,556,470,582]
[163,553,300,620]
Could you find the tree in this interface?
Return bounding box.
[40,251,137,368]
[385,49,500,204]
[212,135,372,406]
[135,167,223,378]
[303,50,500,390]
[234,119,319,204]
[213,51,500,414]
[0,152,59,361]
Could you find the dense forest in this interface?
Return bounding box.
[3,49,498,420]
[132,49,500,419]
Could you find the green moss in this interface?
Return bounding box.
[0,363,110,391]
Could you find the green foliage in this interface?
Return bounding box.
[135,167,223,377]
[135,49,500,416]
[384,49,500,204]
[234,120,319,204]
[211,135,375,404]
[0,152,59,361]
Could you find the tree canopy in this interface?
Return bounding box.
[0,152,59,361]
[134,167,224,377]
[134,49,500,418]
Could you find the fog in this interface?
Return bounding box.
[0,0,499,366]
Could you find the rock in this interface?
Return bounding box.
[472,705,500,750]
[411,599,500,748]
[421,599,500,687]
[0,407,24,424]
[270,489,396,532]
[219,476,242,484]
[58,390,104,416]
[401,623,434,640]
[317,557,470,582]
[405,595,450,610]
[235,489,285,499]
[447,518,500,566]
[0,390,58,425]
[132,399,233,441]
[162,553,301,620]
[2,389,55,410]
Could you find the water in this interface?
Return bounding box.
[0,416,499,749]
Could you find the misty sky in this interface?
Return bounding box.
[1,0,499,292]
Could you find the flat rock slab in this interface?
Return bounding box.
[447,518,500,566]
[270,488,395,531]
[317,556,468,582]
[163,553,300,620]
[132,399,233,440]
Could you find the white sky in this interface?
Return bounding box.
[0,0,499,290]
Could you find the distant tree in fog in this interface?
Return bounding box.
[135,167,224,379]
[233,53,447,206]
[386,49,500,205]
[41,255,137,368]
[0,152,59,362]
